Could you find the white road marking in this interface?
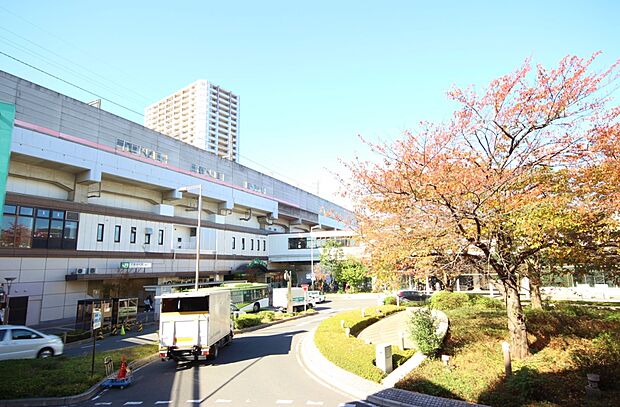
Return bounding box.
[338,404,356,407]
[306,401,324,405]
[155,402,173,405]
[186,400,202,404]
[215,400,232,403]
[94,403,112,406]
[276,401,294,405]
[91,394,101,400]
[124,403,143,406]
[81,345,93,349]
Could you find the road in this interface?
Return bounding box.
[76,295,381,407]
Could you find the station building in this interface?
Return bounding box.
[0,71,354,326]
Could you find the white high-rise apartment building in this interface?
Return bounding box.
[144,80,239,161]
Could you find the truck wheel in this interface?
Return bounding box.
[209,344,219,360]
[252,302,260,313]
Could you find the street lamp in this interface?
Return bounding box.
[310,225,322,290]
[178,184,202,291]
[4,277,16,325]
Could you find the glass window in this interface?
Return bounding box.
[3,205,16,215]
[251,239,254,251]
[12,329,41,340]
[158,229,164,245]
[145,233,151,244]
[241,238,245,250]
[19,207,33,216]
[288,237,307,250]
[97,224,104,242]
[52,210,65,220]
[15,216,33,248]
[62,221,78,250]
[48,219,63,249]
[32,218,50,249]
[36,209,50,218]
[114,225,121,243]
[130,227,136,244]
[0,329,5,341]
[263,240,266,252]
[0,215,16,248]
[232,237,236,250]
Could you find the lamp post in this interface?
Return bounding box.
[179,184,202,291]
[310,225,322,290]
[4,277,16,325]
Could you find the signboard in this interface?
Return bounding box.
[301,284,309,292]
[120,262,152,269]
[92,310,102,330]
[0,102,15,225]
[119,305,138,318]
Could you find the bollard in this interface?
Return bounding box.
[441,354,450,366]
[340,319,345,329]
[361,308,366,318]
[344,327,351,337]
[502,341,512,376]
[400,332,406,350]
[63,332,67,344]
[376,343,393,374]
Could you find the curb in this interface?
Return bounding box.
[0,353,160,407]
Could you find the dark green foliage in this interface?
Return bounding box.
[233,313,263,329]
[384,296,397,305]
[407,308,442,355]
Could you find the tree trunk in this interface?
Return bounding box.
[502,278,530,359]
[526,259,543,310]
[529,275,543,310]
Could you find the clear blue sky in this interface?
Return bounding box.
[1,1,618,207]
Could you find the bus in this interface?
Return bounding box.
[219,282,270,313]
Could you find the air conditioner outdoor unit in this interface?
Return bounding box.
[145,227,154,234]
[88,268,97,274]
[76,268,86,274]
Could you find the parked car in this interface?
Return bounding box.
[396,290,429,303]
[307,290,326,303]
[0,325,64,361]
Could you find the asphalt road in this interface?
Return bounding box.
[76,295,381,407]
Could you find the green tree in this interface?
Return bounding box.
[319,239,345,284]
[339,258,368,292]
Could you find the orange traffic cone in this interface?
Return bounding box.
[117,355,127,379]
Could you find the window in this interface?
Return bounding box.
[62,221,78,250]
[97,224,104,242]
[114,225,121,243]
[32,217,50,249]
[130,227,137,244]
[251,239,254,251]
[15,208,33,248]
[11,328,41,340]
[263,240,266,252]
[158,229,164,245]
[48,219,63,249]
[288,237,308,250]
[145,233,151,244]
[232,237,236,250]
[241,238,245,250]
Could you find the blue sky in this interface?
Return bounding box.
[1,1,618,207]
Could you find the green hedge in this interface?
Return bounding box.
[314,305,414,382]
[429,291,504,311]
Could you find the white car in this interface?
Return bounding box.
[0,325,64,360]
[307,290,326,303]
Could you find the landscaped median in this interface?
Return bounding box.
[314,305,417,382]
[0,344,157,401]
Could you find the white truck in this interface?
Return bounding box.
[157,290,233,362]
[272,287,316,312]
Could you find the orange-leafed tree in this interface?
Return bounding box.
[346,54,620,359]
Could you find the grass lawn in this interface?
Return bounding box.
[396,304,620,406]
[0,344,157,399]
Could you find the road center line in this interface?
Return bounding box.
[154,402,173,405]
[124,403,143,406]
[94,403,112,406]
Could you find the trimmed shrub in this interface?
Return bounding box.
[383,296,397,305]
[407,308,442,355]
[234,313,262,329]
[257,311,276,322]
[430,291,470,310]
[469,294,504,310]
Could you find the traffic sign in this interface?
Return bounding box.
[301,284,309,292]
[92,310,102,330]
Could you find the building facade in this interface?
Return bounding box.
[0,71,351,326]
[144,80,239,162]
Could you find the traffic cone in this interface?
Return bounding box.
[120,324,125,336]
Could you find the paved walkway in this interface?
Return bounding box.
[358,310,415,349]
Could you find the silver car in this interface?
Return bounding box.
[0,325,64,360]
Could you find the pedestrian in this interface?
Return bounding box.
[144,295,152,312]
[0,304,4,324]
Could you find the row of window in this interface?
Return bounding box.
[97,224,164,245]
[0,205,79,249]
[288,237,358,250]
[232,236,266,252]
